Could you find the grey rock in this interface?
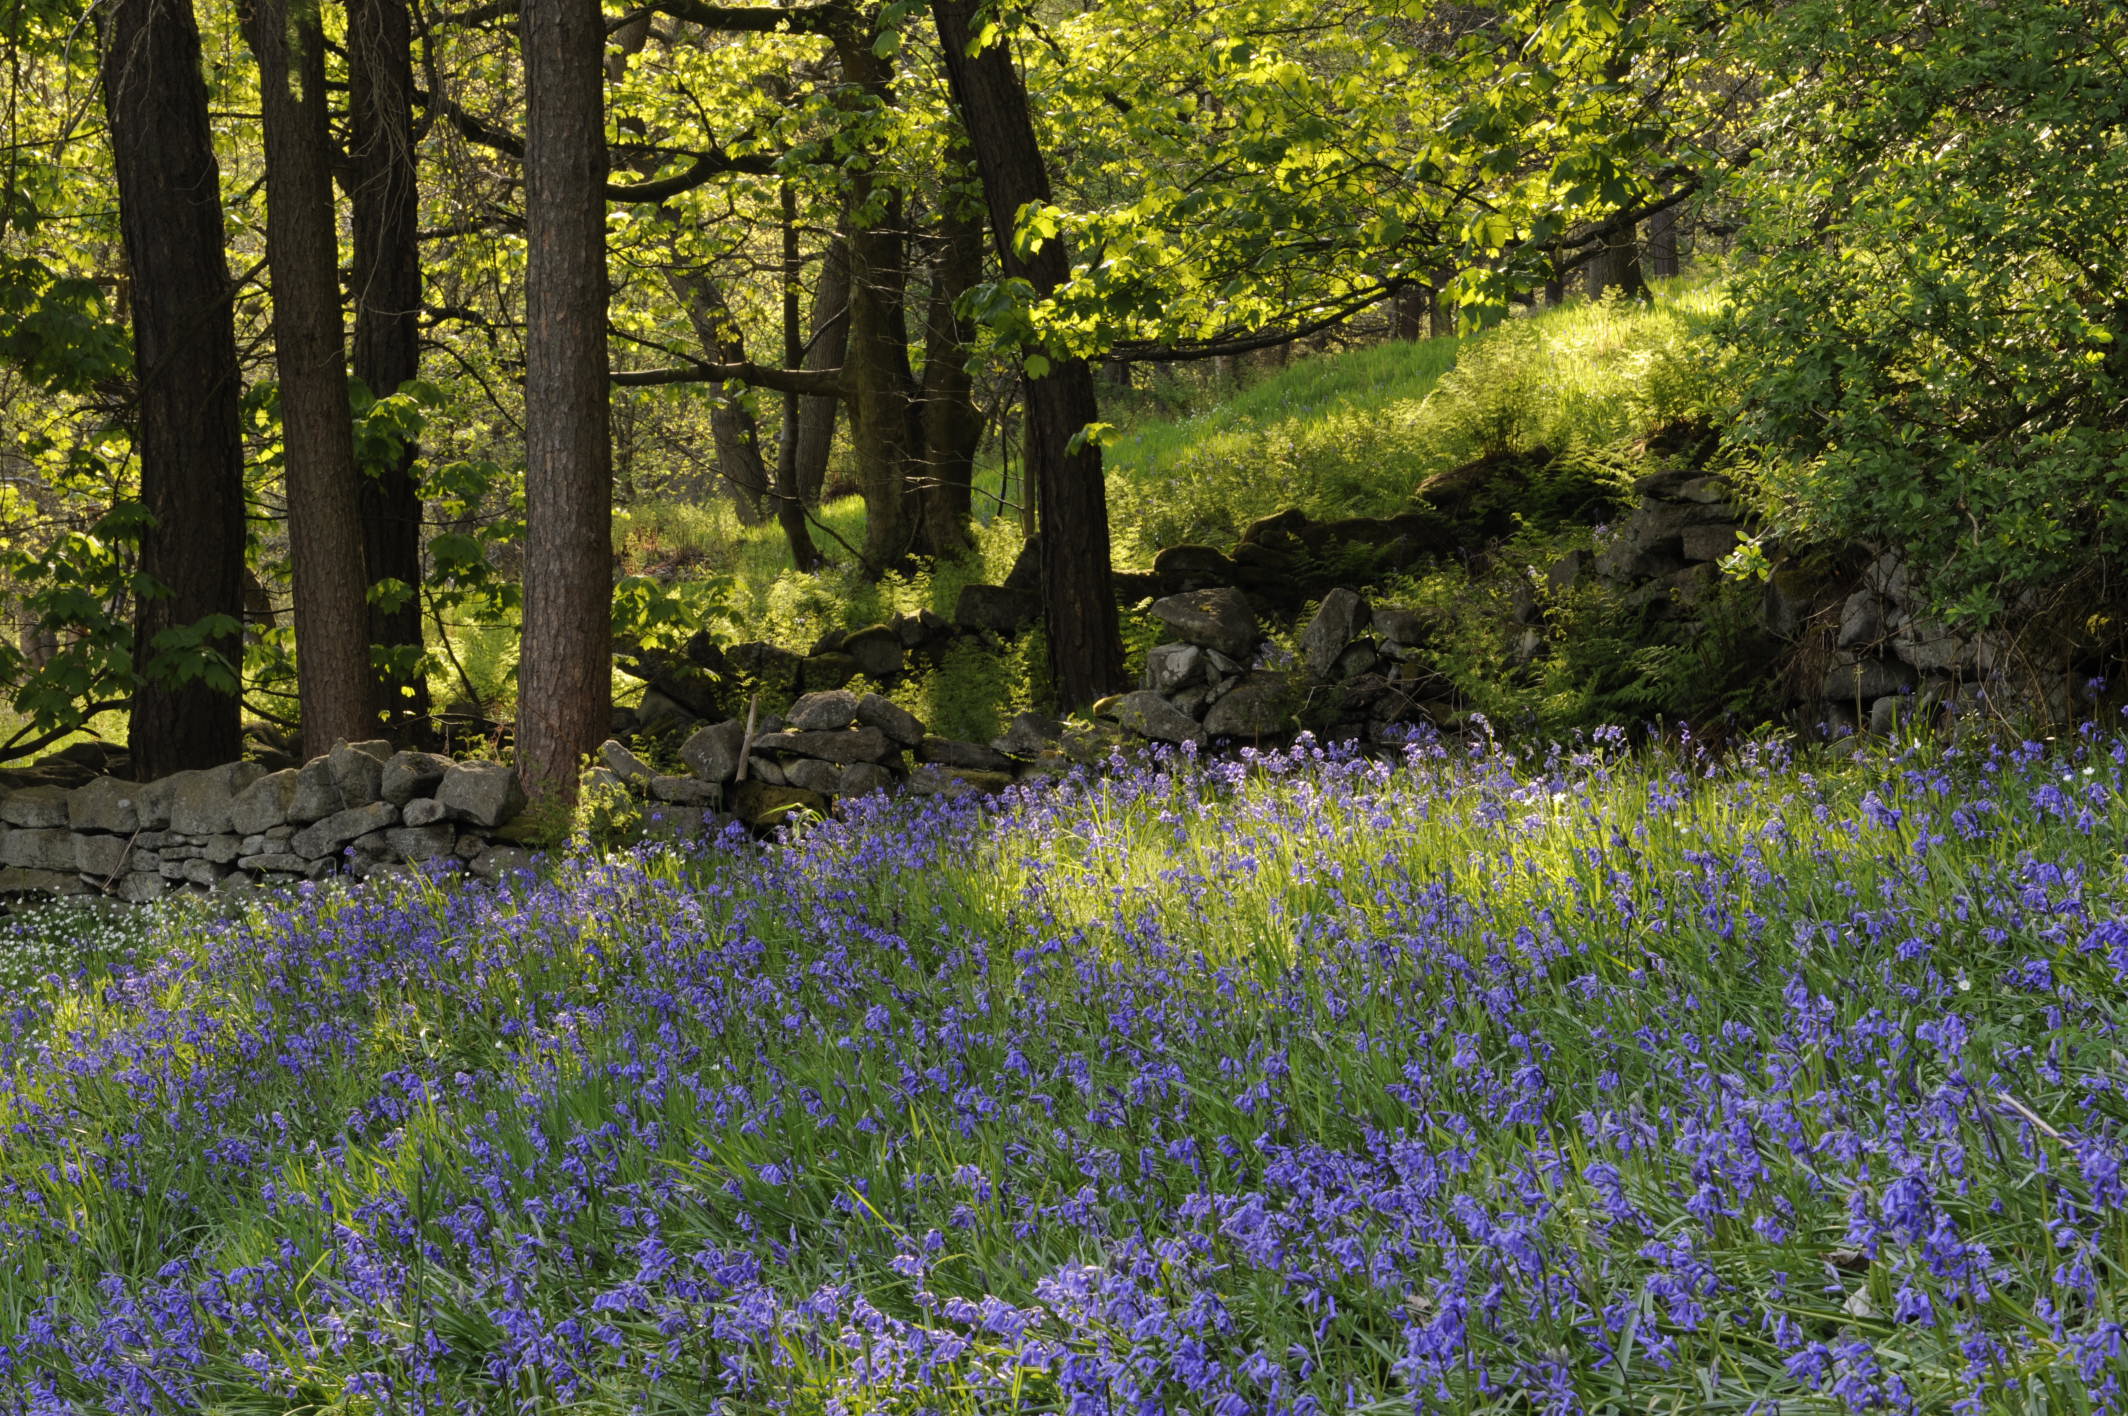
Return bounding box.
[633,687,700,736]
[401,796,449,827]
[1170,685,1213,717]
[1821,655,1918,702]
[1862,551,1911,605]
[1680,523,1741,563]
[167,762,266,835]
[231,769,301,836]
[0,866,88,895]
[76,834,134,879]
[380,751,454,805]
[581,766,625,797]
[750,727,890,764]
[1546,551,1589,595]
[992,711,1063,759]
[1334,641,1381,680]
[1836,591,1884,650]
[917,736,1016,772]
[329,740,388,808]
[954,583,1041,634]
[134,777,175,831]
[181,859,231,886]
[839,762,894,797]
[746,757,787,786]
[1893,616,1965,673]
[596,739,655,786]
[783,758,844,795]
[730,780,828,829]
[289,759,345,824]
[386,824,458,862]
[240,834,268,856]
[855,693,925,747]
[903,763,1013,798]
[113,872,167,903]
[69,777,140,835]
[1142,643,1205,695]
[727,640,807,693]
[1763,565,1828,639]
[1114,690,1205,745]
[650,775,720,806]
[1202,673,1298,738]
[472,845,537,881]
[1675,474,1735,504]
[454,832,487,861]
[801,653,859,692]
[842,625,905,678]
[680,720,747,783]
[1372,606,1427,647]
[2,785,72,829]
[1300,587,1370,680]
[436,760,526,828]
[2,828,77,872]
[202,834,243,864]
[237,853,311,874]
[787,689,861,732]
[1148,587,1258,660]
[292,801,399,859]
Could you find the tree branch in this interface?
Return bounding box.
[611,359,843,395]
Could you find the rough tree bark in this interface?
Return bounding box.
[518,0,612,802]
[348,0,432,739]
[248,0,375,756]
[1585,221,1649,301]
[931,0,1125,707]
[792,239,849,504]
[666,265,773,524]
[99,0,248,778]
[1645,203,1681,279]
[917,186,984,558]
[777,184,822,568]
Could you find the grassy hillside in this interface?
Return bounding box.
[3,728,2125,1411]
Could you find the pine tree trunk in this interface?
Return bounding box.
[348,0,431,740]
[249,0,375,757]
[100,0,248,779]
[930,0,1125,707]
[518,0,612,803]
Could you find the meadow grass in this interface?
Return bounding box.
[2,719,2125,1412]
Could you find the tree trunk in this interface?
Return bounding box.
[1427,270,1456,337]
[348,0,431,740]
[793,239,848,505]
[1392,285,1426,341]
[249,0,375,757]
[1585,222,1649,301]
[917,189,984,558]
[831,25,922,572]
[99,0,248,779]
[930,0,1125,708]
[667,266,772,523]
[1646,203,1681,279]
[777,184,821,569]
[518,0,612,803]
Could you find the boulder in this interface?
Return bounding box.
[1114,691,1205,745]
[436,760,527,828]
[917,736,1015,773]
[1371,606,1427,648]
[1836,590,1884,650]
[731,780,829,829]
[681,720,748,783]
[168,763,267,835]
[750,727,891,764]
[1150,543,1238,588]
[68,777,140,835]
[1821,655,1918,702]
[633,687,699,736]
[904,764,1014,798]
[401,796,450,827]
[842,625,905,678]
[1763,564,1830,639]
[329,740,392,808]
[954,583,1041,634]
[839,763,894,797]
[292,801,399,859]
[1334,641,1380,680]
[201,834,244,865]
[471,845,536,882]
[381,751,454,805]
[855,693,925,747]
[1149,587,1258,661]
[787,689,861,732]
[1300,587,1369,680]
[596,739,655,786]
[650,775,720,806]
[386,824,458,862]
[1680,523,1742,563]
[1202,673,1297,738]
[113,872,167,903]
[231,769,301,836]
[991,712,1063,759]
[1,828,77,872]
[1,785,71,829]
[289,759,345,823]
[0,866,88,896]
[1142,643,1205,695]
[783,758,844,795]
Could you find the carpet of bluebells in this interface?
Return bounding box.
[2,725,2127,1414]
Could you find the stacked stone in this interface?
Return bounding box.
[0,740,531,902]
